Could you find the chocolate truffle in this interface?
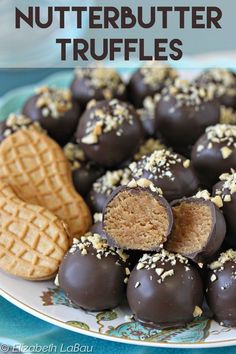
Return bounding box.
[70,67,127,110]
[128,63,178,108]
[58,233,129,311]
[155,79,220,148]
[191,124,236,188]
[22,87,80,146]
[213,171,236,248]
[87,168,131,213]
[0,113,44,142]
[63,142,104,197]
[103,179,173,251]
[206,249,236,327]
[127,250,204,329]
[166,191,226,263]
[76,99,143,168]
[129,149,199,202]
[195,69,236,111]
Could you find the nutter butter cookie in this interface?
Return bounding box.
[87,168,131,213]
[22,86,80,146]
[155,79,220,148]
[128,63,178,108]
[192,124,236,188]
[76,99,143,168]
[213,171,236,247]
[0,129,92,237]
[58,233,129,311]
[206,249,236,327]
[166,190,226,263]
[127,250,204,329]
[70,66,127,110]
[129,149,199,202]
[103,179,173,251]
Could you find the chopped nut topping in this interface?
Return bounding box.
[193,306,203,318]
[69,233,129,265]
[92,168,131,196]
[209,249,236,270]
[75,66,125,96]
[80,99,135,144]
[202,124,236,153]
[221,146,233,159]
[158,78,215,111]
[36,87,72,119]
[134,138,167,161]
[220,106,236,125]
[63,142,86,170]
[196,69,236,99]
[215,171,236,202]
[2,113,45,137]
[127,178,163,195]
[140,62,177,89]
[130,149,189,182]
[210,274,217,282]
[136,249,189,283]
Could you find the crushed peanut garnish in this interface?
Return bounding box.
[36,87,72,119]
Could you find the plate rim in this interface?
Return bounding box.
[0,69,236,349]
[2,286,236,349]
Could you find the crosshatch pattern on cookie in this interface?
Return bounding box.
[0,183,69,280]
[0,130,92,237]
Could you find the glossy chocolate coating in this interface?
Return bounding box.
[76,100,143,168]
[128,66,177,108]
[206,258,236,327]
[195,69,236,110]
[168,198,226,263]
[130,151,199,202]
[155,95,220,148]
[191,128,236,189]
[70,68,127,110]
[59,245,127,311]
[22,92,80,146]
[72,162,104,197]
[127,254,204,329]
[213,180,236,248]
[137,108,156,138]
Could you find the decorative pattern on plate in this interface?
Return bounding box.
[40,287,210,344]
[107,319,210,343]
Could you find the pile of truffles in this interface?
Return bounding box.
[2,63,236,330]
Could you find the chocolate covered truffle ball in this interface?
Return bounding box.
[166,191,226,263]
[155,79,220,148]
[129,149,199,202]
[195,69,236,111]
[128,63,178,108]
[206,249,236,327]
[76,99,143,168]
[191,124,236,188]
[70,67,127,110]
[127,250,204,329]
[87,168,131,213]
[63,142,104,197]
[213,171,236,248]
[22,87,80,146]
[58,233,129,311]
[0,113,44,142]
[103,179,173,251]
